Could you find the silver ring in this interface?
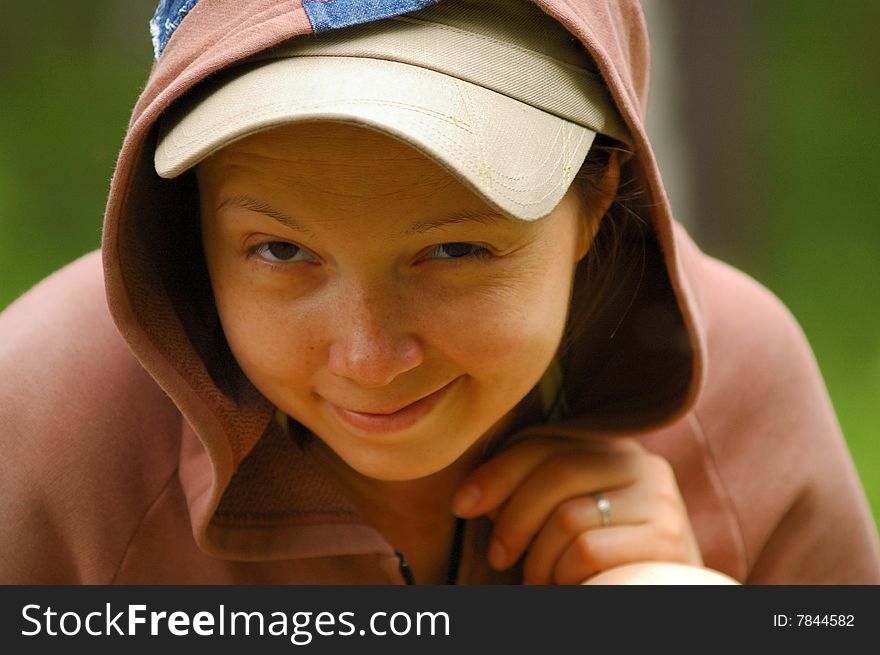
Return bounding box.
[594,492,612,527]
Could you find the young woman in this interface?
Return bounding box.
[1,0,877,584]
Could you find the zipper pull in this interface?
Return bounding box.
[395,551,416,585]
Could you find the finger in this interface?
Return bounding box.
[489,450,640,569]
[452,437,643,518]
[552,525,651,584]
[450,439,568,518]
[521,488,645,584]
[553,523,698,585]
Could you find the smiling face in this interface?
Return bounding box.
[197,122,600,481]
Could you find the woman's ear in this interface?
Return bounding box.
[576,152,620,261]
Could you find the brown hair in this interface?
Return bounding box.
[558,135,647,359]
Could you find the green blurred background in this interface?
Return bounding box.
[1,2,878,531]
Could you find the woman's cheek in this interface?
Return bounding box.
[427,273,570,374]
[215,283,309,385]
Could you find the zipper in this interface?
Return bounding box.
[394,517,465,586]
[395,551,416,585]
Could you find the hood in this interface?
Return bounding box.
[102,0,706,560]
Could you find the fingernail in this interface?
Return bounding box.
[451,484,481,517]
[488,538,508,570]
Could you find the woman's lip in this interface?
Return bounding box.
[327,379,458,434]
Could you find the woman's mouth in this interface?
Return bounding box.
[326,378,458,434]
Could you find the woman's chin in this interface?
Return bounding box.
[340,449,461,482]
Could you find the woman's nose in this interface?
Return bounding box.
[327,289,424,388]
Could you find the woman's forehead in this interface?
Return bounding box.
[198,122,504,217]
[197,122,584,237]
[207,122,447,171]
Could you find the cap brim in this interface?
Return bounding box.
[155,56,595,221]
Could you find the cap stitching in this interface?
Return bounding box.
[453,77,491,193]
[389,15,601,79]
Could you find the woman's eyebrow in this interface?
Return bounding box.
[216,195,504,237]
[404,211,506,236]
[216,195,313,235]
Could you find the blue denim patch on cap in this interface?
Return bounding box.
[150,0,201,60]
[303,0,439,32]
[150,0,440,59]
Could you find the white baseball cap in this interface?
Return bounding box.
[154,0,631,221]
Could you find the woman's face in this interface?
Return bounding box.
[198,122,597,481]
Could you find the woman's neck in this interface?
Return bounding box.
[303,428,484,584]
[302,388,544,581]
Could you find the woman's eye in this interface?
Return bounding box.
[253,241,314,264]
[426,242,490,260]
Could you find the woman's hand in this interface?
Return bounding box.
[451,437,704,584]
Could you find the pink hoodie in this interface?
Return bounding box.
[1,0,877,584]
